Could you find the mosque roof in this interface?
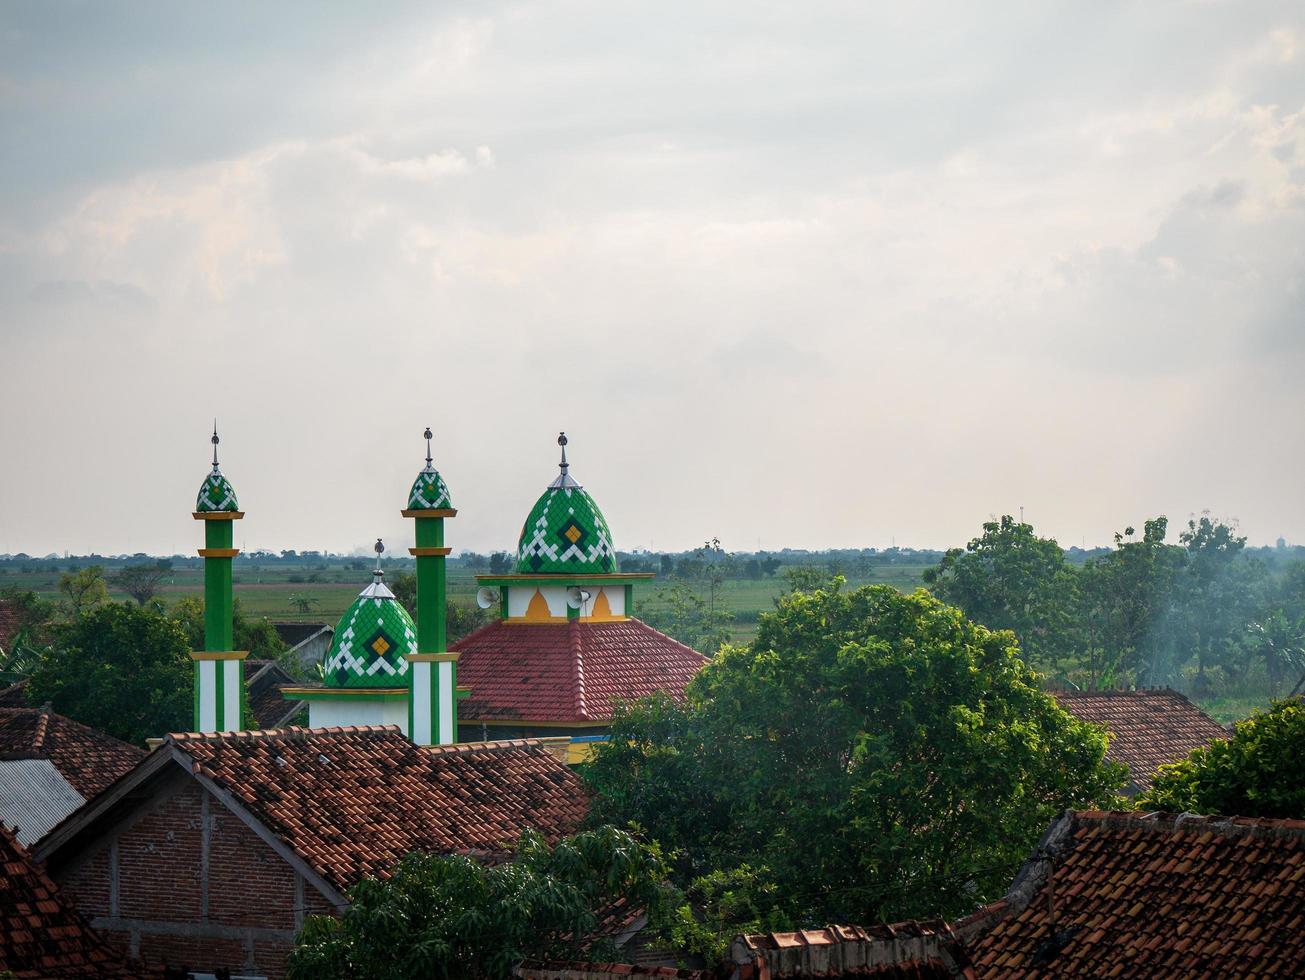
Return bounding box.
[323,544,416,688]
[451,618,706,723]
[516,434,617,575]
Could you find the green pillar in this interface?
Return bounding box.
[203,519,234,651]
[415,517,447,653]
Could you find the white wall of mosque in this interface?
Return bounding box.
[308,698,409,733]
[504,585,626,621]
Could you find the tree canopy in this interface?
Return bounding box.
[287,827,674,980]
[26,601,192,744]
[1139,700,1305,819]
[584,583,1125,933]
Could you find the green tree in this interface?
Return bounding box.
[1078,518,1185,687]
[388,572,490,644]
[1140,700,1305,818]
[642,582,732,654]
[288,593,319,615]
[27,602,192,744]
[922,516,1079,672]
[58,566,108,620]
[170,597,287,660]
[1246,612,1305,696]
[585,583,1125,927]
[1175,515,1255,692]
[0,588,55,681]
[287,827,675,980]
[110,560,173,607]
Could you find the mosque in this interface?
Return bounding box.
[191,428,705,761]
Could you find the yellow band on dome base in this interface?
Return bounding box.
[401,508,457,519]
[192,511,244,521]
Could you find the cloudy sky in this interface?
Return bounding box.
[2,1,1303,558]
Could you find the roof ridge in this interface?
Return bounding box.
[422,737,556,757]
[1075,809,1305,840]
[569,618,588,721]
[168,724,403,743]
[0,705,143,756]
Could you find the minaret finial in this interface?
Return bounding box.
[211,421,220,471]
[424,427,433,469]
[373,538,385,579]
[558,431,569,476]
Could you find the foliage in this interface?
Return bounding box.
[923,516,1080,672]
[0,588,55,680]
[1246,612,1305,697]
[26,602,192,744]
[58,566,108,620]
[110,560,173,607]
[287,827,675,980]
[288,593,319,614]
[585,583,1126,927]
[170,597,287,659]
[1140,700,1305,818]
[651,864,791,963]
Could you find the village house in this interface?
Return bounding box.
[1051,688,1229,793]
[33,726,589,979]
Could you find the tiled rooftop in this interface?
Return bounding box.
[0,707,144,800]
[517,963,713,980]
[0,823,143,978]
[452,619,707,723]
[0,680,28,708]
[1051,689,1228,791]
[964,810,1305,978]
[728,923,966,979]
[168,726,590,894]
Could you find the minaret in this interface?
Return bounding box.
[402,427,458,745]
[192,424,245,732]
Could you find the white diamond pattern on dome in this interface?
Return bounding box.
[408,468,452,510]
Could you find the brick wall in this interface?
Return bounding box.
[60,777,338,980]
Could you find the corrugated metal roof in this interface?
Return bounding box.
[0,758,85,845]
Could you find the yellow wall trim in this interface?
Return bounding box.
[189,650,250,661]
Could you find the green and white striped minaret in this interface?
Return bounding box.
[191,425,245,732]
[403,428,458,745]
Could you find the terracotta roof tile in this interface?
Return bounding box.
[0,822,144,977]
[965,810,1305,977]
[0,681,28,709]
[517,963,712,980]
[167,726,590,894]
[1051,689,1227,791]
[727,921,967,978]
[452,619,706,723]
[0,708,143,800]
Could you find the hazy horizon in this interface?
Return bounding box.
[3,2,1303,557]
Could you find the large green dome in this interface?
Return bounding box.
[323,570,416,688]
[515,438,617,574]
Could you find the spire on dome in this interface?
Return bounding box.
[407,427,453,510]
[211,420,220,471]
[361,538,394,598]
[549,431,581,489]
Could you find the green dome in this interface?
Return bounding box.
[322,572,416,688]
[407,466,452,510]
[516,485,618,574]
[196,468,239,513]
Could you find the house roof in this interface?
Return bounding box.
[452,619,707,723]
[39,727,589,899]
[0,680,29,708]
[0,823,143,978]
[1050,689,1228,790]
[961,810,1305,977]
[244,659,304,729]
[0,759,86,846]
[0,708,143,800]
[517,963,712,980]
[273,621,332,648]
[727,923,967,979]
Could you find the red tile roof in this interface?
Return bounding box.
[1051,689,1227,791]
[0,823,143,978]
[963,810,1305,978]
[0,708,144,800]
[169,726,590,894]
[452,619,707,723]
[728,923,967,979]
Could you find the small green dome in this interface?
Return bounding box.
[322,572,416,688]
[408,467,452,510]
[196,468,239,513]
[516,485,618,575]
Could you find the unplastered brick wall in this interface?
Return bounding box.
[60,777,336,980]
